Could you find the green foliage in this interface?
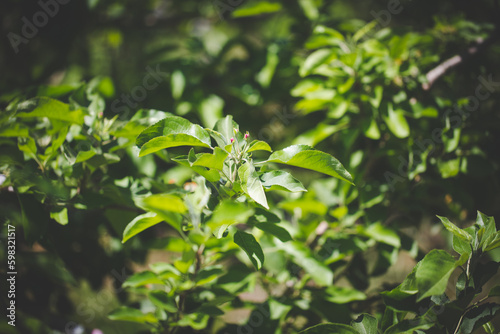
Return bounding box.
[1,0,500,333]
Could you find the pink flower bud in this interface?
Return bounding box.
[230,138,235,143]
[244,132,249,140]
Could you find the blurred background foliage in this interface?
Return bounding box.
[1,0,500,333]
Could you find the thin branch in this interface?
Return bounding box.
[422,31,500,90]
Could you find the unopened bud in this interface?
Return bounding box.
[244,132,249,140]
[230,138,235,143]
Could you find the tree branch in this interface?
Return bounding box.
[422,31,500,90]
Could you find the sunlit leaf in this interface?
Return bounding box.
[263,144,354,184]
[239,162,269,209]
[122,212,164,243]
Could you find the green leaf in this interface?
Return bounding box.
[298,0,319,20]
[172,155,221,182]
[74,149,97,164]
[199,95,224,129]
[136,116,211,156]
[362,118,381,140]
[476,211,497,250]
[263,144,354,184]
[415,249,458,301]
[213,115,238,145]
[488,285,500,297]
[123,271,164,288]
[122,212,164,243]
[299,49,335,77]
[361,222,401,248]
[238,162,269,209]
[206,129,227,149]
[138,194,187,233]
[207,200,254,238]
[232,1,282,18]
[281,241,333,286]
[171,70,185,100]
[234,231,265,270]
[437,215,472,242]
[299,323,358,334]
[260,170,307,192]
[384,317,434,334]
[108,306,158,324]
[149,290,178,313]
[247,140,272,153]
[0,123,30,137]
[453,234,472,257]
[253,223,292,242]
[484,232,500,252]
[325,286,367,304]
[18,137,37,158]
[459,303,500,334]
[279,198,328,216]
[192,147,228,171]
[141,194,187,213]
[382,103,409,138]
[16,97,85,124]
[351,314,378,334]
[50,208,68,226]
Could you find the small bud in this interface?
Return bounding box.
[234,128,239,134]
[230,138,235,143]
[244,132,249,140]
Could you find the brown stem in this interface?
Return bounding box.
[422,31,500,90]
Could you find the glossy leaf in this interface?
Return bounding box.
[263,144,354,184]
[415,249,458,301]
[122,212,164,243]
[351,314,378,334]
[260,170,307,192]
[234,231,265,270]
[437,215,472,242]
[247,140,272,153]
[192,147,228,171]
[213,115,238,145]
[136,116,211,156]
[238,162,269,209]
